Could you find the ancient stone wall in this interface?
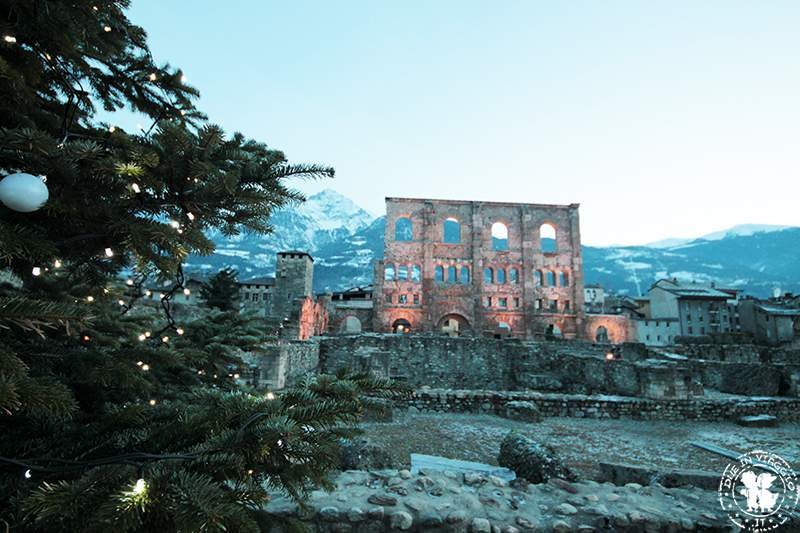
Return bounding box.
[582,314,636,344]
[253,339,319,390]
[397,389,800,422]
[374,198,586,339]
[297,296,329,340]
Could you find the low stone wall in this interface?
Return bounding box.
[396,389,800,422]
[253,339,319,389]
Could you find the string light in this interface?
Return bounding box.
[103,25,112,32]
[109,126,116,133]
[183,288,191,295]
[176,328,184,335]
[158,292,164,299]
[54,259,62,268]
[131,183,140,193]
[138,334,146,341]
[103,288,110,294]
[3,35,17,43]
[82,335,91,342]
[148,73,157,81]
[265,392,276,400]
[86,296,94,302]
[141,364,150,371]
[169,220,180,229]
[187,212,195,221]
[247,469,254,475]
[118,300,125,306]
[145,290,152,297]
[24,469,32,479]
[32,267,41,276]
[104,247,114,257]
[148,399,157,406]
[180,110,186,116]
[233,373,240,379]
[132,478,146,495]
[136,361,143,366]
[92,5,99,11]
[161,336,169,343]
[126,279,134,286]
[144,331,151,338]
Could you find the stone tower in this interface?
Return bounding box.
[271,251,314,320]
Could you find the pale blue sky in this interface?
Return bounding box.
[117,1,800,245]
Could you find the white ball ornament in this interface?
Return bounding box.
[0,173,49,212]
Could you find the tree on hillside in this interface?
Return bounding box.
[0,2,407,531]
[200,267,240,311]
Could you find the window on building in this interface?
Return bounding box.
[486,296,492,307]
[413,294,419,305]
[435,265,444,282]
[384,293,392,304]
[563,300,570,312]
[509,268,519,284]
[398,294,408,304]
[700,327,705,334]
[646,334,651,341]
[253,294,259,302]
[384,264,395,281]
[513,297,520,308]
[411,265,421,282]
[657,335,661,341]
[546,271,556,286]
[395,217,413,241]
[491,222,509,251]
[496,268,506,284]
[540,223,557,253]
[686,314,692,321]
[484,267,493,284]
[499,297,508,308]
[460,266,470,284]
[534,270,543,287]
[444,217,461,244]
[688,326,693,334]
[398,265,408,281]
[535,299,542,310]
[447,266,457,283]
[559,271,569,287]
[549,299,558,312]
[244,293,251,301]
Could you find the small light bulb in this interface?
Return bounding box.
[103,25,111,32]
[144,331,151,338]
[149,72,157,81]
[180,110,187,116]
[187,212,195,221]
[145,290,152,296]
[141,364,150,371]
[213,374,218,379]
[265,392,276,400]
[24,469,32,479]
[169,220,180,229]
[149,399,156,406]
[158,292,164,299]
[3,35,17,43]
[118,300,125,306]
[138,334,146,341]
[131,183,140,193]
[126,279,134,286]
[137,361,143,366]
[132,478,146,494]
[193,178,199,183]
[92,5,99,11]
[104,247,113,257]
[233,373,240,379]
[82,335,91,342]
[54,259,62,268]
[109,126,116,133]
[103,288,110,294]
[176,327,184,335]
[247,469,254,475]
[45,52,52,60]
[161,336,169,343]
[32,267,41,276]
[183,288,191,295]
[181,74,188,83]
[86,296,94,302]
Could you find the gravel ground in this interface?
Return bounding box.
[361,412,800,478]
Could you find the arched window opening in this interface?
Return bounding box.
[496,268,506,284]
[434,265,444,282]
[460,266,471,284]
[546,271,556,287]
[411,265,421,282]
[491,222,509,251]
[384,264,395,281]
[596,326,609,343]
[559,271,569,287]
[540,223,557,253]
[534,270,543,286]
[509,268,519,284]
[342,316,362,333]
[447,266,457,283]
[444,218,461,244]
[483,267,494,284]
[395,217,413,241]
[398,265,408,281]
[392,319,411,334]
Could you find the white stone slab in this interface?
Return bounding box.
[410,453,516,481]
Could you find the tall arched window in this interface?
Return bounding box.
[534,270,543,286]
[395,217,413,241]
[384,264,395,281]
[559,271,569,287]
[398,265,408,281]
[460,266,470,284]
[411,265,421,282]
[435,265,444,282]
[447,266,457,283]
[444,218,461,244]
[509,268,519,284]
[484,267,494,284]
[540,223,557,253]
[496,268,506,284]
[546,271,556,286]
[491,222,509,251]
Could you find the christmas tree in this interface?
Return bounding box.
[0,2,405,531]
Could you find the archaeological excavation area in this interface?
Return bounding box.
[255,334,800,532]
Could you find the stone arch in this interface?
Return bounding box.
[539,223,557,253]
[443,217,461,244]
[491,222,509,251]
[546,323,563,339]
[395,217,413,241]
[437,313,471,337]
[595,325,609,343]
[392,318,412,334]
[341,315,362,334]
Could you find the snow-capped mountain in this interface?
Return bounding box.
[185,191,800,298]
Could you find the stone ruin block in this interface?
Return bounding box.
[636,360,703,400]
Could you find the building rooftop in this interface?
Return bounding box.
[756,304,800,316]
[277,250,314,261]
[653,279,734,300]
[239,276,275,286]
[385,196,579,210]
